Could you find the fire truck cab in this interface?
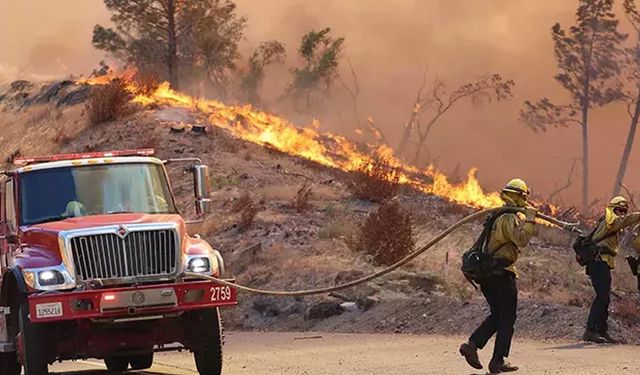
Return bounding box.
[0,149,236,375]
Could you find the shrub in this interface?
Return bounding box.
[239,202,258,231]
[86,79,133,125]
[232,190,253,212]
[348,157,400,203]
[350,201,415,266]
[233,191,258,231]
[294,182,313,212]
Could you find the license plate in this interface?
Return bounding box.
[35,302,63,319]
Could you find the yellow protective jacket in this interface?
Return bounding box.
[485,212,537,276]
[593,213,640,269]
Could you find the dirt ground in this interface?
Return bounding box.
[50,332,640,375]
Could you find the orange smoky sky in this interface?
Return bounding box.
[0,0,638,206]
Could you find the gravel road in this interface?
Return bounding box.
[49,332,640,375]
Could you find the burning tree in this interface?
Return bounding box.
[240,40,286,105]
[397,73,514,165]
[520,0,626,211]
[612,0,640,197]
[286,28,345,112]
[93,0,246,91]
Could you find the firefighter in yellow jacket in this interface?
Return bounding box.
[583,196,640,344]
[460,178,537,374]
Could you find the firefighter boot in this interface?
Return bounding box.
[489,360,519,374]
[599,332,621,344]
[582,330,607,344]
[459,341,482,370]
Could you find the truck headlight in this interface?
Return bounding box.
[22,264,75,291]
[38,270,66,286]
[187,257,211,273]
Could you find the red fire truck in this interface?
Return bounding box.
[0,149,236,375]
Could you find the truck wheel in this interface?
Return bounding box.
[104,356,129,372]
[17,301,49,375]
[192,308,223,375]
[128,352,153,370]
[0,353,21,375]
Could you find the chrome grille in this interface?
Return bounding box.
[70,229,178,281]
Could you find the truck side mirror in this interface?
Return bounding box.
[193,165,212,216]
[5,234,17,245]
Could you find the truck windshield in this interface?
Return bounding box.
[19,163,177,225]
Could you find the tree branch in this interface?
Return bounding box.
[548,160,577,201]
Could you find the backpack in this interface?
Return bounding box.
[572,217,616,266]
[461,212,505,288]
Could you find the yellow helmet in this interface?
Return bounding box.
[609,196,629,208]
[502,178,530,196]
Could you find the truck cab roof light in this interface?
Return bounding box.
[13,149,155,166]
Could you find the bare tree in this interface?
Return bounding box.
[520,0,626,211]
[398,74,514,165]
[612,0,640,197]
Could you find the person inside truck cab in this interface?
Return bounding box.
[61,201,87,218]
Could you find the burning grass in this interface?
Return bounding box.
[86,79,133,125]
[350,200,415,266]
[75,74,512,210]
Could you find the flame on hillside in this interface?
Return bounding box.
[90,77,506,208]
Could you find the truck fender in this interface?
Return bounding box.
[0,268,27,307]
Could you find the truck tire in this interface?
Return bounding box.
[128,352,153,370]
[192,308,223,375]
[104,356,128,372]
[18,301,49,375]
[0,352,21,375]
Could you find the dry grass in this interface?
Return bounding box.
[318,218,358,240]
[53,127,71,145]
[349,201,415,266]
[537,226,574,247]
[348,157,400,203]
[613,298,640,323]
[0,105,89,165]
[86,79,133,125]
[25,104,63,126]
[261,184,298,201]
[294,182,313,212]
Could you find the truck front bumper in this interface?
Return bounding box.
[28,280,237,323]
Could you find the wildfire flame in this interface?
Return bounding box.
[87,75,506,209]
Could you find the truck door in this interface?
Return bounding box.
[0,180,6,270]
[1,179,16,269]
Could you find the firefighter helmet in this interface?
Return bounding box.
[501,178,530,197]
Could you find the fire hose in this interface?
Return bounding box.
[185,207,581,297]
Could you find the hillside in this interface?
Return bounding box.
[2,79,640,344]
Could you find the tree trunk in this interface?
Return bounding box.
[581,104,589,213]
[411,122,436,166]
[397,124,413,156]
[167,0,179,90]
[611,95,640,197]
